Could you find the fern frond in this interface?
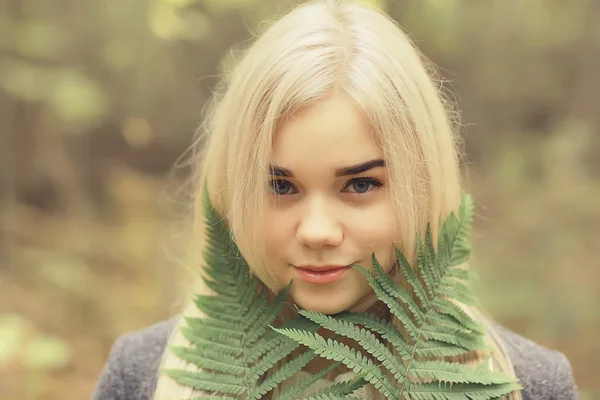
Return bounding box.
[273,328,400,400]
[409,360,519,385]
[274,362,342,400]
[167,191,520,400]
[424,224,442,285]
[415,340,473,359]
[447,194,475,267]
[437,283,480,308]
[182,318,242,341]
[352,263,421,341]
[337,312,412,360]
[202,277,237,297]
[166,186,306,398]
[245,283,293,347]
[299,310,407,380]
[419,322,483,349]
[168,346,244,375]
[246,335,307,383]
[241,294,269,333]
[372,254,425,325]
[446,267,480,283]
[179,326,243,356]
[239,274,261,308]
[191,296,242,324]
[192,294,244,314]
[403,380,522,400]
[416,234,437,302]
[395,246,430,308]
[183,315,239,333]
[247,331,288,363]
[302,373,368,400]
[431,298,483,334]
[161,369,245,395]
[250,350,317,400]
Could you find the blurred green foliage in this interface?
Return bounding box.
[0,0,598,399]
[0,314,72,399]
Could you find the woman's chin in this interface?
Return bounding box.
[292,296,351,315]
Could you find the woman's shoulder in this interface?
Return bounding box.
[92,317,579,400]
[491,322,579,399]
[91,316,180,400]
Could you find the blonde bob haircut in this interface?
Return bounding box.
[154,1,522,399]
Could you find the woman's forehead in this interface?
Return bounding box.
[270,94,382,171]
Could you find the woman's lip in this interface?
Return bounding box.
[295,265,349,272]
[294,266,349,284]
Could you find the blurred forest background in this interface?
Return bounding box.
[0,0,598,399]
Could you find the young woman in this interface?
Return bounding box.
[92,1,579,399]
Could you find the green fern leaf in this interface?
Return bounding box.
[274,361,342,400]
[424,224,442,284]
[272,327,399,399]
[250,350,316,399]
[247,326,312,383]
[167,190,521,400]
[161,369,245,395]
[337,312,413,360]
[431,298,483,334]
[409,360,517,385]
[446,267,480,283]
[168,346,244,375]
[352,263,421,342]
[415,340,473,359]
[182,317,242,341]
[245,283,293,347]
[247,331,288,363]
[184,315,239,333]
[403,381,522,400]
[416,235,437,302]
[166,187,308,398]
[241,294,269,333]
[299,310,407,380]
[179,326,243,356]
[301,373,368,399]
[395,246,430,308]
[372,254,425,325]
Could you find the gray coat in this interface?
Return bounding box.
[91,316,580,400]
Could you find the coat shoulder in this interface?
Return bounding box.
[493,323,580,400]
[91,316,179,400]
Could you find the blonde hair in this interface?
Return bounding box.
[154,1,522,399]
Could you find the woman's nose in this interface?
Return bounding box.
[295,197,343,249]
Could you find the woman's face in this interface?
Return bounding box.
[265,92,397,314]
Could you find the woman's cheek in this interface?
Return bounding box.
[265,212,291,261]
[353,206,397,269]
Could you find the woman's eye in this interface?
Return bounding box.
[269,180,295,195]
[344,178,382,194]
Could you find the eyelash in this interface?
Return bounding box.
[268,177,384,196]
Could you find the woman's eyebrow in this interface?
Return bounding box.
[268,159,385,178]
[334,159,385,177]
[269,165,293,177]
